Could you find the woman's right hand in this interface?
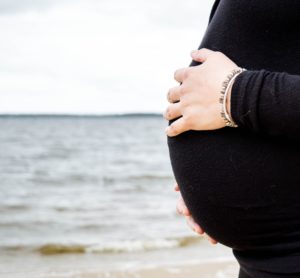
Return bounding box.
[175,183,218,245]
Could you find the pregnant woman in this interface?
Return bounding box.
[164,0,300,277]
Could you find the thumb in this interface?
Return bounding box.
[190,48,215,63]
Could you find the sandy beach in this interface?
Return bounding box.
[1,259,239,278]
[52,261,239,278]
[1,240,239,278]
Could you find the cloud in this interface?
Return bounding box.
[0,0,214,114]
[0,0,73,13]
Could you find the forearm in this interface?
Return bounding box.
[230,69,300,140]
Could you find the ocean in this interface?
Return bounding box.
[0,115,235,277]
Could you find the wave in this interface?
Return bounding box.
[102,174,172,184]
[1,236,202,255]
[127,174,173,181]
[85,236,201,254]
[38,244,86,255]
[0,204,30,212]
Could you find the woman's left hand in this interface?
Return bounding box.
[175,184,218,245]
[164,48,240,137]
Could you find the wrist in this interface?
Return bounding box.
[226,80,234,118]
[220,68,246,128]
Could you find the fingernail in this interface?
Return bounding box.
[191,50,198,55]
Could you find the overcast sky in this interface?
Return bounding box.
[0,0,214,114]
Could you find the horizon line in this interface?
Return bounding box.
[0,112,163,117]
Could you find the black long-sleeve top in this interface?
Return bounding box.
[193,0,300,141]
[168,0,300,276]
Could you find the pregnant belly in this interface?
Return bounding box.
[168,127,300,252]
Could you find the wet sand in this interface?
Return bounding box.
[37,260,239,278]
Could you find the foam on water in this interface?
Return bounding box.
[1,235,202,255]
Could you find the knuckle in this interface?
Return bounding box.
[183,68,190,79]
[166,107,172,119]
[179,85,187,96]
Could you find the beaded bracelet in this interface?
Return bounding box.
[219,67,247,127]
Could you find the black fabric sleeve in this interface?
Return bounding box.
[230,69,300,140]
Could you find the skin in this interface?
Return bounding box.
[165,48,241,244]
[164,48,239,136]
[175,183,218,244]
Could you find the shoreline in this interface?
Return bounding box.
[1,241,238,278]
[45,260,239,278]
[0,259,239,278]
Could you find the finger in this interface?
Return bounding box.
[176,196,190,216]
[166,117,190,137]
[176,198,183,215]
[186,216,204,234]
[186,216,194,231]
[190,48,215,63]
[206,235,218,245]
[193,222,204,234]
[174,68,188,83]
[174,183,179,191]
[163,103,181,121]
[167,86,182,103]
[176,196,184,215]
[209,238,218,244]
[179,197,191,216]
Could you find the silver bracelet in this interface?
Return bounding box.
[219,67,247,127]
